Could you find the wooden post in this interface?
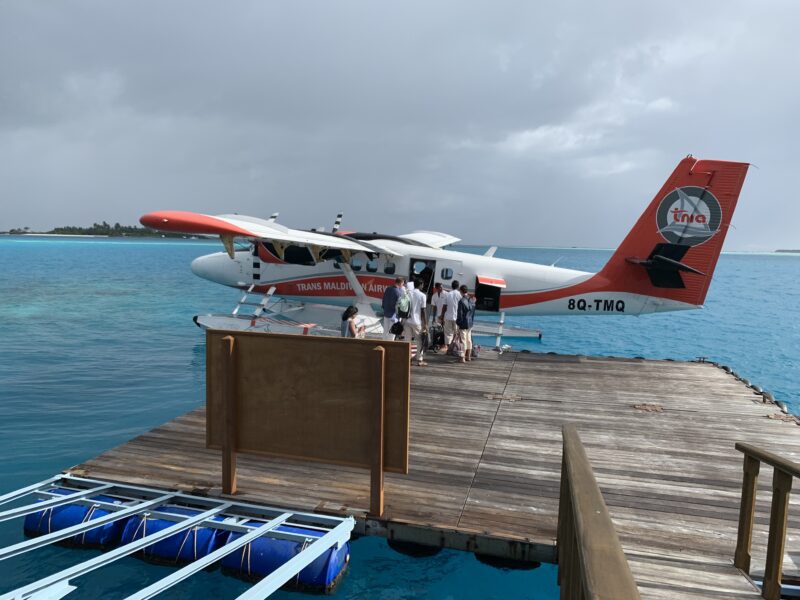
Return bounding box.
[734,454,761,573]
[557,445,568,587]
[762,468,793,600]
[221,335,238,495]
[369,346,386,518]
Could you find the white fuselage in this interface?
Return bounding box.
[191,240,695,316]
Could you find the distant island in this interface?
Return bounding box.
[2,221,187,238]
[776,249,800,253]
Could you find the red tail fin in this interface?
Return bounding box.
[599,156,749,307]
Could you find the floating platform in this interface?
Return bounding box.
[67,351,800,598]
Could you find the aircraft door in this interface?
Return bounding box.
[409,258,436,296]
[474,276,506,312]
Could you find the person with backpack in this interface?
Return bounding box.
[456,284,476,363]
[381,276,406,340]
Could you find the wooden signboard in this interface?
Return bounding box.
[206,330,411,475]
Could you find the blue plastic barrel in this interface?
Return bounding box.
[23,488,128,547]
[221,523,350,591]
[119,505,227,563]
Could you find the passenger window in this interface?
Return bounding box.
[441,268,453,280]
[334,260,341,270]
[366,259,378,273]
[413,260,426,275]
[351,257,362,272]
[384,261,396,275]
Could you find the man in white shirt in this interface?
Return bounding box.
[403,278,428,366]
[441,280,460,347]
[430,282,446,327]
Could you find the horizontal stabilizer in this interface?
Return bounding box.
[626,243,706,289]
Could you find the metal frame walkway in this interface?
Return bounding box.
[0,474,354,599]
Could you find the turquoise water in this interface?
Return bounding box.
[1,236,798,598]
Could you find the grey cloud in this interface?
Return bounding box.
[1,0,798,249]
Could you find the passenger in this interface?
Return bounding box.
[340,305,365,338]
[430,282,446,330]
[403,277,428,366]
[441,280,460,347]
[456,285,476,363]
[419,263,434,296]
[381,276,406,340]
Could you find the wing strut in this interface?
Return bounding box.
[339,262,370,305]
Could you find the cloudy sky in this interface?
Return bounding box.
[1,1,798,249]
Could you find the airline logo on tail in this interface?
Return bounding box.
[656,186,722,246]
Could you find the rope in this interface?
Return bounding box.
[174,527,198,563]
[79,505,97,545]
[238,541,252,577]
[35,507,49,534]
[131,514,149,555]
[295,538,311,586]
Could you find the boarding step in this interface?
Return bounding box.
[232,285,275,318]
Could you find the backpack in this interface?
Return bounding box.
[396,292,411,318]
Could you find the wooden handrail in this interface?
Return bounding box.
[734,443,798,600]
[557,424,640,600]
[735,443,800,478]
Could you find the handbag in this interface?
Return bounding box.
[447,336,464,356]
[389,321,404,336]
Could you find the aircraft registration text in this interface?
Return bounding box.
[567,298,626,313]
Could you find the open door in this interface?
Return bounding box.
[475,276,506,312]
[409,258,436,296]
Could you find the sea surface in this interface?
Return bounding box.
[0,236,798,599]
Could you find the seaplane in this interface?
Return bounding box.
[140,156,748,344]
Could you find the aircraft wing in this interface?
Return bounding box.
[140,210,384,255]
[398,230,461,248]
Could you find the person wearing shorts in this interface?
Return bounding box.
[456,284,476,363]
[442,280,460,346]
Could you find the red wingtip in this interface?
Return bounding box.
[139,211,254,237]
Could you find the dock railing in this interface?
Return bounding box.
[557,424,640,600]
[734,442,800,600]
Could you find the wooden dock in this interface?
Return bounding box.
[69,351,800,598]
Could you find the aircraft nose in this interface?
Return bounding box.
[191,252,246,287]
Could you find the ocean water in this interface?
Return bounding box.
[0,236,798,598]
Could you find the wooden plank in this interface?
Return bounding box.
[69,351,796,599]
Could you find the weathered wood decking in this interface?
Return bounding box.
[70,351,800,598]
